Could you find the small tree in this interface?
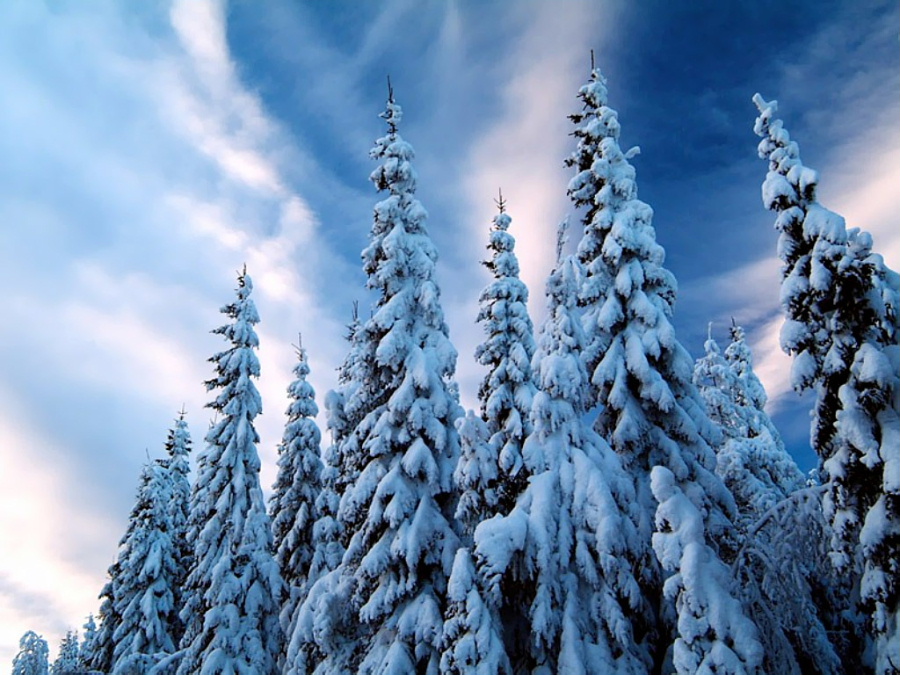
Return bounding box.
[12,631,49,675]
[78,615,97,672]
[473,197,537,511]
[51,632,79,675]
[651,466,763,675]
[110,461,180,673]
[176,269,284,675]
[269,339,323,648]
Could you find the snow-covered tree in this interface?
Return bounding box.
[754,94,899,672]
[651,466,763,675]
[297,91,463,675]
[693,325,804,527]
[161,411,191,649]
[90,568,120,673]
[51,632,80,675]
[176,270,284,675]
[567,67,746,669]
[440,548,509,675]
[78,615,97,672]
[269,340,323,647]
[475,248,649,674]
[12,631,49,675]
[108,460,179,674]
[453,410,497,539]
[473,199,537,511]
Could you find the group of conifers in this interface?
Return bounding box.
[12,64,898,675]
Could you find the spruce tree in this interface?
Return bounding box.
[176,269,284,675]
[453,409,497,539]
[693,326,804,528]
[269,340,323,646]
[91,568,120,673]
[162,410,191,648]
[12,631,49,675]
[78,615,97,672]
[110,461,180,674]
[754,95,899,673]
[567,66,749,670]
[475,244,648,674]
[51,632,80,675]
[305,90,463,675]
[472,197,537,511]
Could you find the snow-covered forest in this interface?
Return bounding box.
[9,65,898,675]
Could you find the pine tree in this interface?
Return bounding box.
[51,632,80,675]
[475,244,648,674]
[754,94,899,673]
[78,615,97,672]
[176,269,284,675]
[306,90,463,675]
[269,340,323,647]
[453,409,497,539]
[12,631,49,675]
[109,461,180,674]
[473,196,537,511]
[567,66,748,670]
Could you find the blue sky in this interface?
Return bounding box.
[1,0,897,663]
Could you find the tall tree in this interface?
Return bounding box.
[162,410,192,648]
[110,461,180,674]
[91,565,120,673]
[12,632,49,675]
[472,196,537,511]
[269,339,323,646]
[567,66,748,669]
[51,632,79,675]
[476,243,648,674]
[176,270,284,675]
[309,90,463,675]
[754,94,899,673]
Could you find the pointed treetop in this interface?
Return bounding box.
[382,75,401,134]
[590,48,595,72]
[495,188,507,214]
[178,404,187,419]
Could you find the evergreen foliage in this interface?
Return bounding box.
[162,410,192,620]
[472,200,537,510]
[567,66,743,669]
[754,94,900,673]
[50,632,79,675]
[269,341,323,654]
[12,632,49,675]
[475,249,648,674]
[176,269,284,675]
[78,616,97,672]
[308,91,463,675]
[110,461,180,673]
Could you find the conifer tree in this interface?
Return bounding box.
[269,339,323,645]
[176,269,284,675]
[754,95,899,673]
[453,410,497,539]
[110,461,180,673]
[91,568,120,673]
[162,410,191,648]
[651,466,763,675]
[51,632,80,675]
[303,90,463,675]
[475,242,648,674]
[12,631,49,675]
[78,615,97,672]
[567,66,748,670]
[472,196,537,510]
[693,326,804,527]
